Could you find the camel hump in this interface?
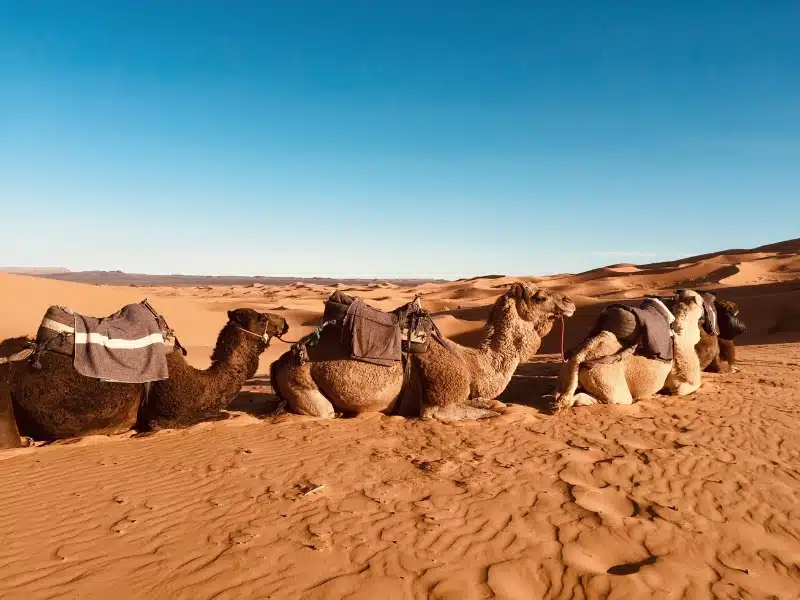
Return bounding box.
[299,291,437,367]
[32,301,180,383]
[36,305,76,356]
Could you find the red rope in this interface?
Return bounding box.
[560,315,566,362]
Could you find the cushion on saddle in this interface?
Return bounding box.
[343,298,403,366]
[699,293,720,336]
[569,298,674,362]
[36,301,176,383]
[320,291,434,366]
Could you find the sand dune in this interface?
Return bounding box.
[1,239,799,599]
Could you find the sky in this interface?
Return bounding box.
[1,1,798,279]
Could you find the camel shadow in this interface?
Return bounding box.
[229,376,285,417]
[497,357,562,414]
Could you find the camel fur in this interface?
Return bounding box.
[1,309,287,444]
[556,290,705,409]
[271,283,575,420]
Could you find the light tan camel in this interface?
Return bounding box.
[555,290,705,409]
[271,283,576,420]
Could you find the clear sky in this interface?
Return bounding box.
[1,1,798,278]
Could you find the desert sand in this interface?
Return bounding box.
[1,240,799,599]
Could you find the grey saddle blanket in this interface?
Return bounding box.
[38,302,170,383]
[573,298,675,362]
[324,291,403,367]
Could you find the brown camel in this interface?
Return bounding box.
[1,309,287,445]
[271,283,576,420]
[713,299,746,372]
[692,298,746,373]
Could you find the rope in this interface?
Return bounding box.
[0,348,34,365]
[560,315,566,362]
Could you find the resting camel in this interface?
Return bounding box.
[696,299,746,373]
[556,290,705,409]
[0,308,287,446]
[271,283,576,420]
[660,293,745,374]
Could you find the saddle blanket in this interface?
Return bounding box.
[38,302,171,383]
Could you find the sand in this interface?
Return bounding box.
[1,240,799,599]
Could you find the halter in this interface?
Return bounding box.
[235,313,276,347]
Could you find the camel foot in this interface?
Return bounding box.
[553,393,575,413]
[554,392,599,412]
[465,397,507,410]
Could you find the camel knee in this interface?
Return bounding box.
[288,392,336,418]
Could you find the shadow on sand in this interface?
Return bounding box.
[497,357,562,414]
[229,376,285,417]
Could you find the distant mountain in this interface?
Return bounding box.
[0,267,71,275]
[23,270,445,287]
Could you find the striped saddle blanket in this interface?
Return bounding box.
[35,300,178,383]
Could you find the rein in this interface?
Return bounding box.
[559,315,566,362]
[274,334,304,344]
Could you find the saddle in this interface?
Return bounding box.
[567,298,675,363]
[293,291,438,367]
[33,299,185,383]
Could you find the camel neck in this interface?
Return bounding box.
[478,308,547,382]
[207,335,261,387]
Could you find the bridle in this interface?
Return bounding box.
[235,313,278,347]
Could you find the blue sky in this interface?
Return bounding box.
[1,1,798,278]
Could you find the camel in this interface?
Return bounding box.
[687,297,746,373]
[556,289,705,409]
[271,283,576,420]
[709,299,746,373]
[1,308,287,445]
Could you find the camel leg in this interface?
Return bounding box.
[556,332,621,406]
[274,363,336,419]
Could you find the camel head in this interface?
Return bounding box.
[507,282,576,325]
[715,299,747,340]
[226,309,289,346]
